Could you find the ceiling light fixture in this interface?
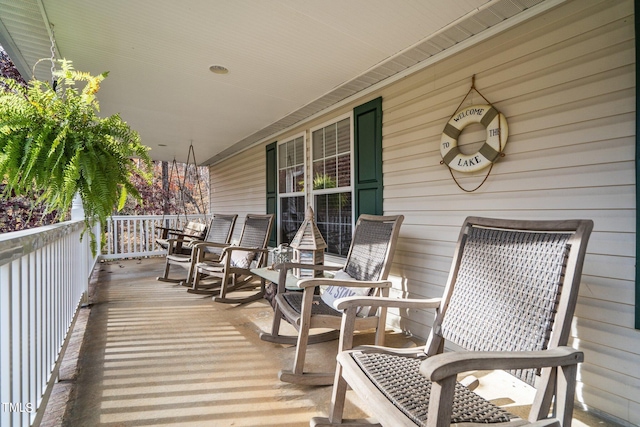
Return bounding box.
[209,65,229,74]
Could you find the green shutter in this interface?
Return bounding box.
[266,141,277,247]
[354,97,383,218]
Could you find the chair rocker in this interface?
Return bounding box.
[259,214,404,386]
[156,213,237,285]
[311,217,593,427]
[155,220,207,254]
[188,213,274,304]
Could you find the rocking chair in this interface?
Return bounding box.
[260,214,404,385]
[311,217,593,427]
[156,213,237,285]
[188,213,274,304]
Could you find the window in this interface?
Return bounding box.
[312,117,352,256]
[278,135,305,244]
[268,98,382,256]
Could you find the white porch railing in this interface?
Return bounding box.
[0,220,99,427]
[103,214,208,259]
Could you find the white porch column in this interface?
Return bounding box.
[71,193,85,220]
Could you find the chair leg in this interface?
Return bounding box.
[556,364,578,427]
[156,261,181,283]
[260,297,299,344]
[292,318,311,376]
[184,260,195,287]
[329,365,348,423]
[278,292,335,385]
[310,365,377,426]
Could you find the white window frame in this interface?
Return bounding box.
[309,112,354,257]
[277,132,306,245]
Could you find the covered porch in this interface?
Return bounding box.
[41,256,615,427]
[1,0,638,425]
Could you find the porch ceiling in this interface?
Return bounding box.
[0,0,551,165]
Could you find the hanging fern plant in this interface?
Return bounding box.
[0,59,152,253]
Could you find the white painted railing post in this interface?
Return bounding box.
[70,193,85,221]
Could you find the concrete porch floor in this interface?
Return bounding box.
[43,257,621,427]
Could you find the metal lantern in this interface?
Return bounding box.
[270,243,292,268]
[290,206,327,278]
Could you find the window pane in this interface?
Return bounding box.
[294,137,304,165]
[294,165,304,193]
[278,137,304,195]
[316,194,327,223]
[312,129,323,159]
[287,140,295,167]
[325,157,337,186]
[315,192,352,256]
[313,160,325,189]
[280,196,305,244]
[278,169,286,194]
[278,145,286,170]
[337,154,350,188]
[325,123,337,157]
[311,117,352,256]
[337,118,350,154]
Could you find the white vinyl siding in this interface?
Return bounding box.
[209,0,638,424]
[208,144,267,242]
[379,0,637,423]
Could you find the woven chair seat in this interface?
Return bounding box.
[352,352,515,426]
[166,253,191,262]
[196,261,224,273]
[283,293,341,316]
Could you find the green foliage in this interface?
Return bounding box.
[0,59,152,253]
[312,173,337,190]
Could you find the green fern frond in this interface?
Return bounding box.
[0,58,152,254]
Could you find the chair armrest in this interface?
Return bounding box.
[167,231,199,239]
[221,246,270,265]
[191,242,231,261]
[273,262,343,293]
[165,238,195,254]
[297,278,393,289]
[332,297,441,353]
[419,346,584,382]
[274,262,343,273]
[335,296,442,311]
[191,241,230,250]
[222,246,270,255]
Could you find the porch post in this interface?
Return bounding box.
[71,193,85,221]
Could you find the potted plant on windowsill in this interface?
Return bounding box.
[0,59,152,253]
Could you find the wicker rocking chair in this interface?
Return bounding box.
[260,214,404,385]
[156,213,237,285]
[311,217,593,427]
[188,213,274,304]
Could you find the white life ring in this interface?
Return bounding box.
[440,104,508,173]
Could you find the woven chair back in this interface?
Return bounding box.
[439,222,580,386]
[230,214,274,266]
[202,214,237,256]
[343,215,403,282]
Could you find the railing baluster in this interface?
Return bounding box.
[0,221,98,426]
[11,258,21,426]
[99,214,207,260]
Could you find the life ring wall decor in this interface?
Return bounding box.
[440,104,508,173]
